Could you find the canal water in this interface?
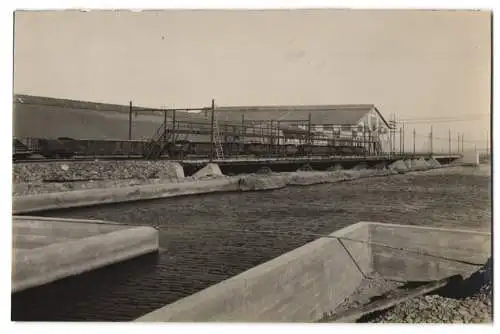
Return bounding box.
[12,167,491,321]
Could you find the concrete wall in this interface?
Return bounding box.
[12,216,159,293]
[13,178,241,214]
[368,223,491,282]
[136,223,372,322]
[459,151,480,166]
[136,222,490,322]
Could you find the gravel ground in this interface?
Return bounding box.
[12,160,183,184]
[364,259,492,323]
[11,165,491,322]
[324,272,405,318]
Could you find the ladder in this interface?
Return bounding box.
[213,111,225,160]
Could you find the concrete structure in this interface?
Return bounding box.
[191,163,224,180]
[13,160,458,214]
[459,151,480,167]
[136,222,490,322]
[12,216,159,293]
[12,178,242,214]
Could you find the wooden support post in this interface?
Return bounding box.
[210,99,215,161]
[413,128,416,154]
[163,110,167,143]
[430,126,433,155]
[128,101,133,140]
[172,109,176,148]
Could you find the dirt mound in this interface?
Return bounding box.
[327,164,344,171]
[156,162,185,180]
[192,163,223,180]
[389,160,409,173]
[427,158,442,168]
[351,162,369,171]
[256,166,273,175]
[297,164,314,172]
[288,172,330,185]
[238,174,288,191]
[408,158,430,171]
[374,162,388,170]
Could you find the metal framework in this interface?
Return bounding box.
[140,99,390,160]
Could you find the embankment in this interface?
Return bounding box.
[13,158,457,214]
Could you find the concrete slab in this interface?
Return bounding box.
[13,178,241,214]
[12,216,159,293]
[368,223,490,282]
[459,152,480,166]
[136,222,490,323]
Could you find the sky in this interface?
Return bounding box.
[13,9,491,151]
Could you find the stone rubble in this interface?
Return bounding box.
[13,159,455,197]
[367,261,492,324]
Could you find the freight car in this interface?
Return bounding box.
[30,138,148,158]
[14,137,371,160]
[13,138,33,160]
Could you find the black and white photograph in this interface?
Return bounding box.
[7,3,493,326]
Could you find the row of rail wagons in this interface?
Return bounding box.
[13,136,369,160]
[13,138,149,159]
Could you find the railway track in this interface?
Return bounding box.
[13,155,147,164]
[13,153,460,165]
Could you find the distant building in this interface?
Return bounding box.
[13,95,393,153]
[215,104,391,152]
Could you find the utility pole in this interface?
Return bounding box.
[241,114,245,143]
[399,128,402,155]
[392,113,396,155]
[402,123,405,154]
[307,112,312,145]
[448,129,451,155]
[430,126,433,155]
[461,134,464,153]
[457,132,460,153]
[128,101,133,140]
[210,99,215,161]
[163,109,167,143]
[172,109,176,148]
[486,131,489,158]
[413,128,416,154]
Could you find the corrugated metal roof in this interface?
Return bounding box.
[215,104,388,126]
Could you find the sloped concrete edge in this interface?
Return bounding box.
[135,222,372,323]
[13,164,456,214]
[12,226,159,293]
[13,178,241,214]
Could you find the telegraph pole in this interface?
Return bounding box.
[392,113,397,154]
[413,128,416,154]
[241,114,245,143]
[163,109,167,143]
[486,131,489,158]
[448,129,451,155]
[307,112,312,145]
[128,101,133,140]
[430,126,433,155]
[172,109,176,147]
[210,98,215,161]
[402,122,405,154]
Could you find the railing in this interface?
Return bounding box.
[143,122,171,159]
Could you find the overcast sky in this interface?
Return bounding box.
[13,9,491,151]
